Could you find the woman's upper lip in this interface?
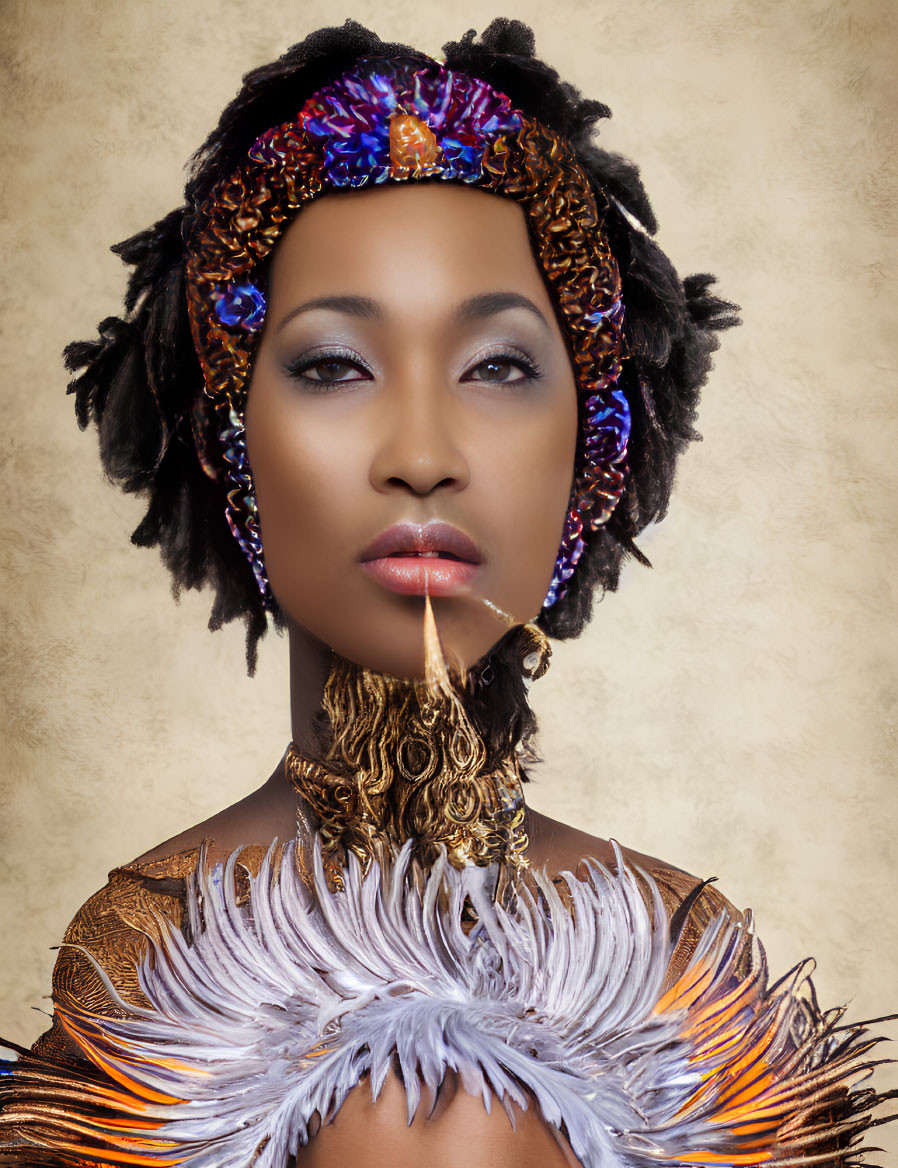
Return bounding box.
[360,521,483,564]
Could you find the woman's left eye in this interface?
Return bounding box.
[463,353,542,385]
[304,359,365,382]
[285,352,371,389]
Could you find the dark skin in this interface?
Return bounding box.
[134,184,687,1166]
[247,182,579,683]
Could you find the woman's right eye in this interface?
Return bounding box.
[285,352,371,388]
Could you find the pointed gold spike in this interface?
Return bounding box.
[423,594,452,697]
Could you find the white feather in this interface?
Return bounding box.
[52,829,873,1167]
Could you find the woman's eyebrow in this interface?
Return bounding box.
[275,291,550,333]
[276,295,382,332]
[455,291,550,329]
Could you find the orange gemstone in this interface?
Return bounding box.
[389,114,441,176]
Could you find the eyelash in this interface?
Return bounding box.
[284,346,544,391]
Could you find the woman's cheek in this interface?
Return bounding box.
[256,469,336,605]
[479,457,569,619]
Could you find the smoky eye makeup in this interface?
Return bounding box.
[461,344,544,385]
[283,345,373,390]
[280,330,549,393]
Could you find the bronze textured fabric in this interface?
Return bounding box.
[30,845,271,1065]
[29,846,738,1066]
[6,851,864,1168]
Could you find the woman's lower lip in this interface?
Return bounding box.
[361,556,478,597]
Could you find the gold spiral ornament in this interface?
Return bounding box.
[285,598,536,882]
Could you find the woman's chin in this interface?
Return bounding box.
[327,627,500,682]
[284,595,518,681]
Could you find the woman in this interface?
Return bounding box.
[2,17,893,1167]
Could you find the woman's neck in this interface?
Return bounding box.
[284,615,550,873]
[288,621,338,754]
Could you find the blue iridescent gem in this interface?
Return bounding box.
[610,388,632,446]
[215,283,267,331]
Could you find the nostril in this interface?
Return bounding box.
[385,475,461,494]
[371,421,470,496]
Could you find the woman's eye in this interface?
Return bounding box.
[464,353,541,385]
[286,349,540,389]
[287,354,370,387]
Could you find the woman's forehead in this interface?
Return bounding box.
[266,183,551,313]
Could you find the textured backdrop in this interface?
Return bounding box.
[2,0,896,1149]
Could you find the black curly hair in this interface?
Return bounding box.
[64,17,738,691]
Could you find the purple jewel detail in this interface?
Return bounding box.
[215,283,267,332]
[543,510,586,609]
[217,403,272,605]
[543,302,631,609]
[299,60,521,189]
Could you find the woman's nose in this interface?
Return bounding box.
[368,383,470,498]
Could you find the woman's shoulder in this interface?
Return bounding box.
[525,808,743,924]
[524,809,749,994]
[34,806,742,1062]
[31,842,271,1063]
[126,768,298,869]
[58,841,273,982]
[42,769,323,1050]
[120,803,744,943]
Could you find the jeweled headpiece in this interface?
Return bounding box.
[186,57,631,610]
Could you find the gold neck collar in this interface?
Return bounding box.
[285,610,550,879]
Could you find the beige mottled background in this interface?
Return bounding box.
[2,0,896,1149]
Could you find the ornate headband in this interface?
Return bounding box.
[185,57,631,611]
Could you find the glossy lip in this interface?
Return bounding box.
[360,521,482,598]
[360,521,482,565]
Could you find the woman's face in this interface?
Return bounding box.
[245,183,578,677]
